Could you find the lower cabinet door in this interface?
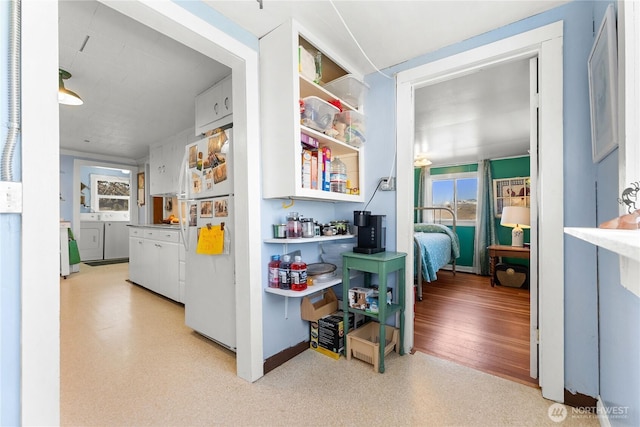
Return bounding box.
[150,240,180,301]
[128,237,145,285]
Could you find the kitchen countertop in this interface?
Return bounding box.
[128,224,181,229]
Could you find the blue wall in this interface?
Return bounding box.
[592,4,640,426]
[59,155,136,220]
[0,1,21,425]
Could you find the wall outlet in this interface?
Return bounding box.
[379,177,396,191]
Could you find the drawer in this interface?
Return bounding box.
[143,228,180,243]
[129,227,143,238]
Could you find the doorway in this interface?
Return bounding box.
[396,22,565,402]
[411,58,535,385]
[21,1,262,421]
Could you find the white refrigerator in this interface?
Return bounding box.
[178,127,235,350]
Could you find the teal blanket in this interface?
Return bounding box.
[414,223,460,282]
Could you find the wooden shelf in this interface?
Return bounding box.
[564,227,640,261]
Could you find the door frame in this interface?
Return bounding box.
[21,1,263,423]
[396,21,564,402]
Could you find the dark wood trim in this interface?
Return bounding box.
[564,389,598,411]
[263,341,308,374]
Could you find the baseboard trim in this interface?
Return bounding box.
[564,388,597,409]
[263,341,308,374]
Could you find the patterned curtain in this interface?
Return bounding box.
[473,160,496,275]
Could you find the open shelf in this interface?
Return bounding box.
[264,234,355,244]
[564,227,640,261]
[299,75,358,112]
[264,277,340,298]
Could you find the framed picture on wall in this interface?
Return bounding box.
[137,172,145,206]
[493,177,530,217]
[588,4,618,163]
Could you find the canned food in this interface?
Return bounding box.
[273,224,287,238]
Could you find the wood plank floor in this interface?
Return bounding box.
[413,270,539,387]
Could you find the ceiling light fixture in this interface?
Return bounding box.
[413,154,432,168]
[59,69,83,106]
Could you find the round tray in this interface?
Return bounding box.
[307,262,337,281]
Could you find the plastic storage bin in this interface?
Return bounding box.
[346,322,399,372]
[323,74,369,107]
[301,96,340,132]
[334,110,366,147]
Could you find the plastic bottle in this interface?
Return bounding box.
[330,157,347,193]
[278,255,292,290]
[290,256,308,291]
[268,255,280,288]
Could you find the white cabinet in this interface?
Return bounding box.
[259,19,365,202]
[104,222,129,259]
[128,229,146,285]
[128,226,183,302]
[195,74,232,136]
[149,139,186,196]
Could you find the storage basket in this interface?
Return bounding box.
[346,322,399,372]
[323,74,369,107]
[333,110,366,147]
[301,96,339,132]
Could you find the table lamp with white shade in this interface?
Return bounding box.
[500,206,531,247]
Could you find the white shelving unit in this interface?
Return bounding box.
[565,227,640,297]
[264,234,356,318]
[259,19,365,202]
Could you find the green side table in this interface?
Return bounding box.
[342,251,406,373]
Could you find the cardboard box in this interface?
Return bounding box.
[301,148,312,189]
[321,147,331,191]
[300,132,319,149]
[366,286,393,313]
[348,287,373,310]
[310,310,367,358]
[311,151,318,190]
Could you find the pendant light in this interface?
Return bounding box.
[59,69,83,106]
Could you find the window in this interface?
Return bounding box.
[428,172,478,223]
[90,174,131,218]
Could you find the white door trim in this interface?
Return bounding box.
[99,0,264,384]
[396,21,564,402]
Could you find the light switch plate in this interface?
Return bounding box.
[0,181,23,213]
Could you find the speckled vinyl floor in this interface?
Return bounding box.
[61,263,598,426]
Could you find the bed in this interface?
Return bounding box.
[414,206,461,301]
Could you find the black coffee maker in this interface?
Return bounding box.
[353,211,385,254]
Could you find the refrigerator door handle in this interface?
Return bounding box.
[177,148,189,251]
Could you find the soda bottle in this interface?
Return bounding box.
[278,255,292,290]
[290,255,307,291]
[268,255,280,288]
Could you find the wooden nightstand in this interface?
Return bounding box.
[487,245,530,287]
